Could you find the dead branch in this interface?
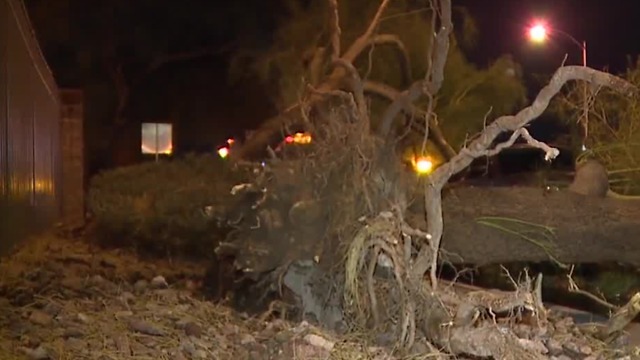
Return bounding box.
[434,66,635,188]
[364,80,456,159]
[306,47,327,86]
[342,0,391,62]
[327,0,341,61]
[424,0,452,94]
[368,34,412,86]
[600,292,640,340]
[470,127,559,161]
[377,0,452,137]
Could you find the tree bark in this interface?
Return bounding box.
[405,186,640,266]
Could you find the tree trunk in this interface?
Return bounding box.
[404,186,640,266]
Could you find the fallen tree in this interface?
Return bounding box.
[215,0,638,358]
[216,67,636,357]
[432,186,640,266]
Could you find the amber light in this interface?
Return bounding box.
[217,147,229,159]
[412,156,434,175]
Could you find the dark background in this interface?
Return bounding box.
[26,0,640,174]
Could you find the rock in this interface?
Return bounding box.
[180,338,207,359]
[546,338,564,355]
[138,336,159,348]
[303,333,335,351]
[62,327,85,338]
[184,322,203,338]
[550,356,572,360]
[28,310,53,326]
[554,316,575,333]
[128,318,165,336]
[562,341,584,357]
[151,275,169,288]
[42,302,62,317]
[274,331,289,344]
[222,323,240,335]
[114,310,134,319]
[134,279,148,293]
[518,338,548,354]
[580,344,593,355]
[90,275,105,285]
[240,333,256,345]
[76,313,91,324]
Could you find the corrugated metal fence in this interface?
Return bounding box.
[0,0,62,254]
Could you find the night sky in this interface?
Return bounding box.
[459,0,640,75]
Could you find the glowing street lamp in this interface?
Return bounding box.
[526,21,586,67]
[528,24,548,43]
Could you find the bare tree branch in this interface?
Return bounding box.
[233,0,393,159]
[306,47,328,86]
[473,127,559,161]
[424,0,452,93]
[327,0,341,61]
[434,66,636,188]
[342,0,391,62]
[363,80,456,159]
[368,34,412,86]
[377,0,452,137]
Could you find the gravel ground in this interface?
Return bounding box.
[0,233,638,360]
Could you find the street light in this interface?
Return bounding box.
[527,20,589,151]
[528,24,548,43]
[527,21,586,67]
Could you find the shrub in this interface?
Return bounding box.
[87,154,250,258]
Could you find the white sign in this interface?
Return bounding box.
[141,123,173,155]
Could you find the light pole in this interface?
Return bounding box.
[527,21,589,151]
